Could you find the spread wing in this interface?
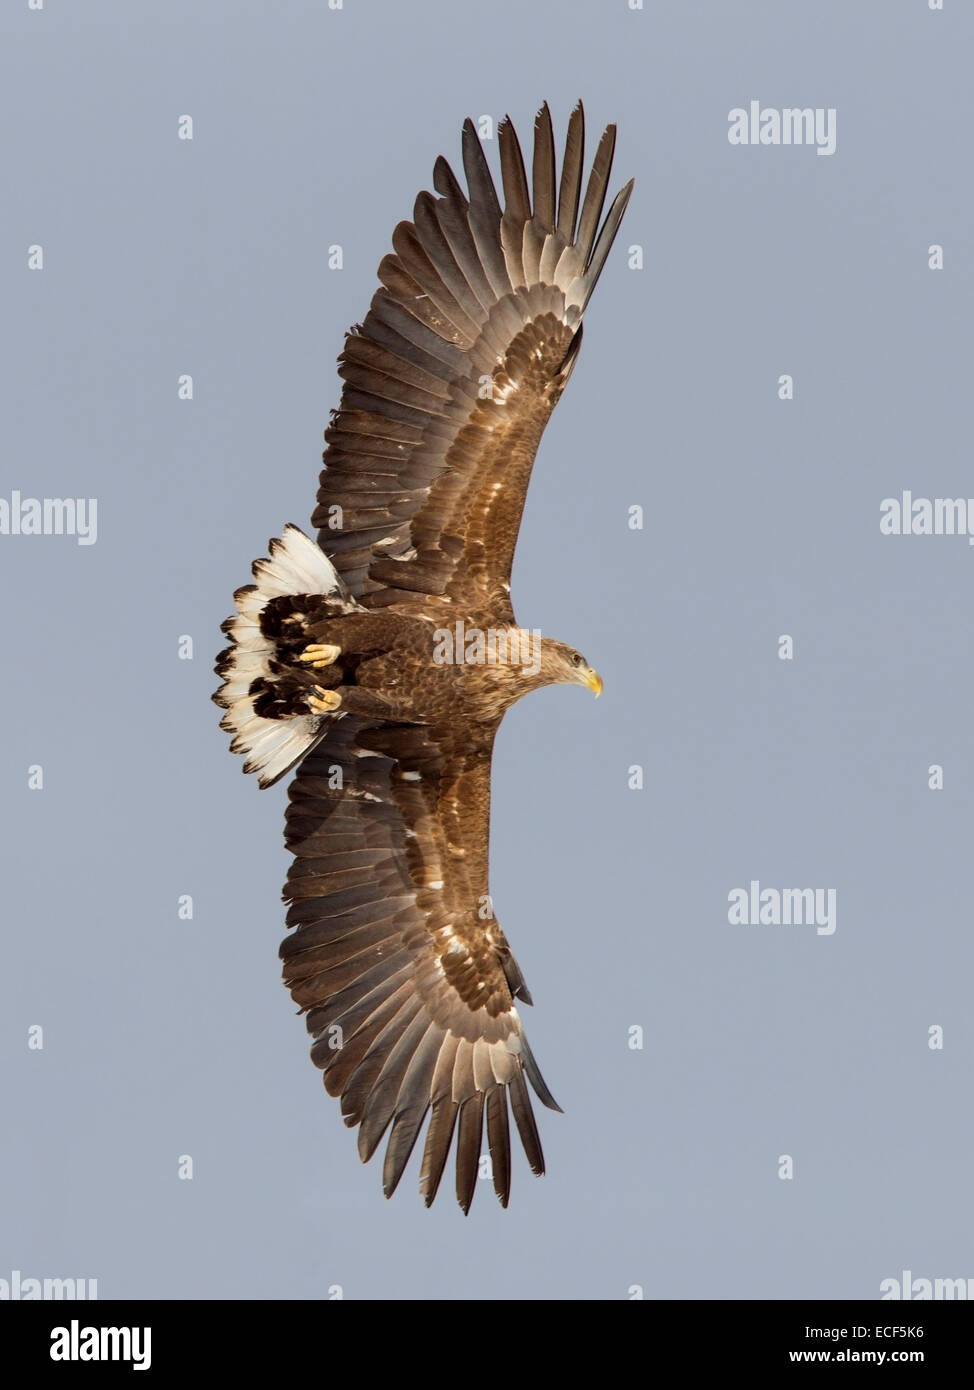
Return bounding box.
[281,718,559,1211]
[314,101,633,616]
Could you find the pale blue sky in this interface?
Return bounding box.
[1,0,971,1299]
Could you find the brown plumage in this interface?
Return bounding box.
[214,102,632,1210]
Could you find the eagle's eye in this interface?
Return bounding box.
[571,653,584,667]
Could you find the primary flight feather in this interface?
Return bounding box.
[214,102,632,1211]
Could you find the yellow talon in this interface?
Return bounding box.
[308,687,341,714]
[299,643,342,668]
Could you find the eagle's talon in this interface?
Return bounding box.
[308,686,342,714]
[299,642,342,668]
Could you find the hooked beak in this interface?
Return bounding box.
[582,666,603,698]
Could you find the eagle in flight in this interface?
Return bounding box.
[215,103,632,1211]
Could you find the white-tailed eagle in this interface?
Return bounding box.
[214,103,632,1210]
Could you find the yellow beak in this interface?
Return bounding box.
[584,667,603,698]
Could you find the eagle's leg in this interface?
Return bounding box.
[319,686,415,720]
[299,643,342,668]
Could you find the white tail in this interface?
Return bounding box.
[214,525,354,789]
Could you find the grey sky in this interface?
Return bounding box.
[1,0,971,1299]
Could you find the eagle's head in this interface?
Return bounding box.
[537,638,603,697]
[456,629,602,717]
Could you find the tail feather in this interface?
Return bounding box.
[214,525,357,789]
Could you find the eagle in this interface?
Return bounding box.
[214,102,632,1211]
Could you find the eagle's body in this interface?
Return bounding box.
[215,103,631,1210]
